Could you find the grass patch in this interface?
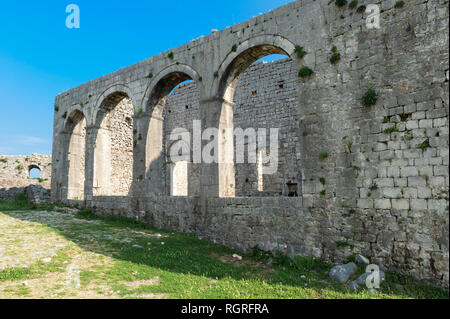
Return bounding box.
[0,207,447,299]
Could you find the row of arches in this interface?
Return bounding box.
[59,37,302,200]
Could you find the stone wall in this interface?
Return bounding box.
[109,98,134,196]
[84,195,448,288]
[0,154,51,200]
[53,0,449,287]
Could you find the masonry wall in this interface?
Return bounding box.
[53,0,449,287]
[0,154,51,200]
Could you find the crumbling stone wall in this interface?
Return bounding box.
[0,154,51,200]
[53,0,449,287]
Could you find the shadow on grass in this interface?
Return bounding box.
[1,205,448,299]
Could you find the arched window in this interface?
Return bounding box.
[29,165,41,179]
[218,43,300,197]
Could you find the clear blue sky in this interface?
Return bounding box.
[0,0,292,156]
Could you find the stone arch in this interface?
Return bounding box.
[142,64,202,116]
[92,90,134,196]
[93,84,135,126]
[65,109,87,200]
[138,64,202,196]
[209,35,298,197]
[215,35,296,102]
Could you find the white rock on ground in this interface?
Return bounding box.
[329,262,357,283]
[355,254,370,265]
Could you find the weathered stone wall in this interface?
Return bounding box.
[0,154,51,200]
[53,0,449,287]
[109,98,134,196]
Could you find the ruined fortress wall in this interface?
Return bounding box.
[54,0,449,287]
[0,154,52,200]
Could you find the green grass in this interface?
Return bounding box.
[0,193,55,212]
[0,201,448,299]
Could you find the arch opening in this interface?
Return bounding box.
[93,92,134,196]
[29,165,41,179]
[219,45,301,197]
[145,71,200,196]
[66,110,86,200]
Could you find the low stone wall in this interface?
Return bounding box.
[0,154,51,200]
[81,195,448,288]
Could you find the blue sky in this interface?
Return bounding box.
[0,0,292,155]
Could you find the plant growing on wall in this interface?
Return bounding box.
[146,72,153,79]
[349,0,358,9]
[329,45,341,64]
[335,0,347,7]
[298,66,314,78]
[417,139,431,151]
[319,151,329,160]
[294,45,307,59]
[362,88,377,107]
[54,105,59,112]
[62,112,67,119]
[168,52,174,59]
[394,1,405,8]
[231,44,237,52]
[357,5,366,13]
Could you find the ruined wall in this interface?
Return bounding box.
[53,0,449,287]
[0,154,51,200]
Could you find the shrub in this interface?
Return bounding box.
[330,52,341,64]
[417,139,431,151]
[319,177,326,185]
[0,158,7,163]
[319,151,329,160]
[146,72,153,79]
[335,0,347,7]
[349,0,358,9]
[294,45,307,59]
[62,112,67,119]
[54,105,59,112]
[298,66,314,78]
[168,52,174,59]
[357,5,366,13]
[362,88,377,107]
[394,1,405,9]
[231,44,237,52]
